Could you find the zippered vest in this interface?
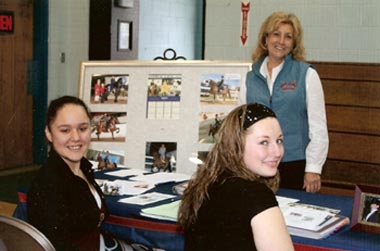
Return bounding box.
[245,55,311,162]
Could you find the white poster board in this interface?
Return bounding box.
[79,60,251,175]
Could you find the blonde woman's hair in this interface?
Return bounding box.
[251,11,306,62]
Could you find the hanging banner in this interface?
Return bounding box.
[0,11,14,34]
[240,2,250,46]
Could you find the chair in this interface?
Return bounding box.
[0,214,55,251]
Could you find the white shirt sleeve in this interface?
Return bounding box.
[238,78,247,105]
[305,68,329,174]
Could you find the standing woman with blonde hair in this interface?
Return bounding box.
[240,11,329,193]
[178,103,294,251]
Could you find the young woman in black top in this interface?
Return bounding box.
[178,103,294,251]
[27,96,134,251]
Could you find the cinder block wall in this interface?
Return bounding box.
[204,0,380,63]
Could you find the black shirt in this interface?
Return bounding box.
[27,148,108,251]
[185,177,278,251]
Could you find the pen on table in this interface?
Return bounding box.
[318,215,333,226]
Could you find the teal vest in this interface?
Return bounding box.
[245,54,311,162]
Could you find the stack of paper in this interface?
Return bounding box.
[286,214,350,239]
[118,192,176,206]
[140,200,181,222]
[130,172,190,185]
[101,179,155,196]
[104,168,149,177]
[279,200,349,239]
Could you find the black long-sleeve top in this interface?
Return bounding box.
[27,148,109,251]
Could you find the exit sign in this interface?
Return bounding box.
[0,11,14,34]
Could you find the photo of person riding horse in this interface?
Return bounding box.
[198,112,226,143]
[91,74,129,104]
[90,112,127,142]
[145,142,177,173]
[200,73,241,105]
[86,148,126,170]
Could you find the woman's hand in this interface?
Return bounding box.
[303,173,321,193]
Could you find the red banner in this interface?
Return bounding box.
[240,2,250,45]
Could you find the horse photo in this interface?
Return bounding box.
[97,151,117,170]
[91,75,128,104]
[91,112,127,142]
[95,115,120,140]
[101,77,128,103]
[198,112,225,143]
[151,152,171,172]
[208,116,223,141]
[145,142,177,172]
[208,79,231,102]
[200,73,241,105]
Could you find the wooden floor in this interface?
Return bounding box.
[0,201,17,216]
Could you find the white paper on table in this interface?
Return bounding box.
[104,168,149,177]
[104,180,155,195]
[129,172,190,185]
[275,196,299,208]
[280,202,340,231]
[118,192,176,205]
[95,179,107,186]
[90,160,99,169]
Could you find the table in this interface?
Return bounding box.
[95,169,184,251]
[277,189,380,251]
[95,168,380,251]
[14,168,380,251]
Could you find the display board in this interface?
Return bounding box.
[79,60,251,174]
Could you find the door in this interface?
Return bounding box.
[0,0,34,169]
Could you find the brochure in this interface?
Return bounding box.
[118,192,176,206]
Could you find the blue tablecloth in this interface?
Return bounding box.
[95,169,184,251]
[94,169,380,251]
[15,168,379,251]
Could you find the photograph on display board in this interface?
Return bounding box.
[90,74,129,104]
[87,148,126,170]
[200,73,241,105]
[145,141,177,173]
[90,112,127,142]
[146,74,181,119]
[198,112,227,143]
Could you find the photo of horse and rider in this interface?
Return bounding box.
[200,73,241,105]
[198,112,226,143]
[91,74,129,104]
[86,148,126,170]
[145,142,177,173]
[90,112,127,141]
